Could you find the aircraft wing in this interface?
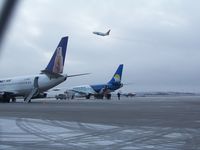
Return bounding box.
[71,89,91,95]
[71,85,96,95]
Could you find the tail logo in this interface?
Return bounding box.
[53,47,63,74]
[114,74,121,82]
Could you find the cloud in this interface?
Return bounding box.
[1,0,200,92]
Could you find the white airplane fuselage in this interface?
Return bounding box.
[93,31,109,36]
[69,64,123,100]
[0,74,67,97]
[93,30,110,36]
[0,36,70,102]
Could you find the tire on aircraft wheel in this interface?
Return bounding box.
[5,98,10,103]
[2,95,10,103]
[12,98,16,102]
[86,94,91,99]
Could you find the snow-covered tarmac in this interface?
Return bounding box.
[0,97,200,149]
[1,117,199,150]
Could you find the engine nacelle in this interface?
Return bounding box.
[0,92,5,98]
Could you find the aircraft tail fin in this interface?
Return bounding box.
[107,29,111,35]
[42,36,68,75]
[108,64,123,84]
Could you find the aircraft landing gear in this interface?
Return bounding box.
[0,98,10,103]
[86,94,91,99]
[106,94,111,100]
[12,98,16,102]
[1,95,11,103]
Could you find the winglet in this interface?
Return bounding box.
[41,36,68,75]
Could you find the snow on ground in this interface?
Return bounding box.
[0,117,199,149]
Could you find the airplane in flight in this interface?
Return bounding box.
[69,64,124,99]
[0,36,86,103]
[93,29,111,36]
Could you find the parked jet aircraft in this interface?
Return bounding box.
[70,64,123,99]
[93,29,111,36]
[0,36,86,103]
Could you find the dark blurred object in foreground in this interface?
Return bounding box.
[0,0,18,50]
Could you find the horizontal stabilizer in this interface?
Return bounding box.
[67,73,90,78]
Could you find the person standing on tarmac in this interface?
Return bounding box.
[117,92,121,100]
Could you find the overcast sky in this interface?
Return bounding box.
[0,0,200,92]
